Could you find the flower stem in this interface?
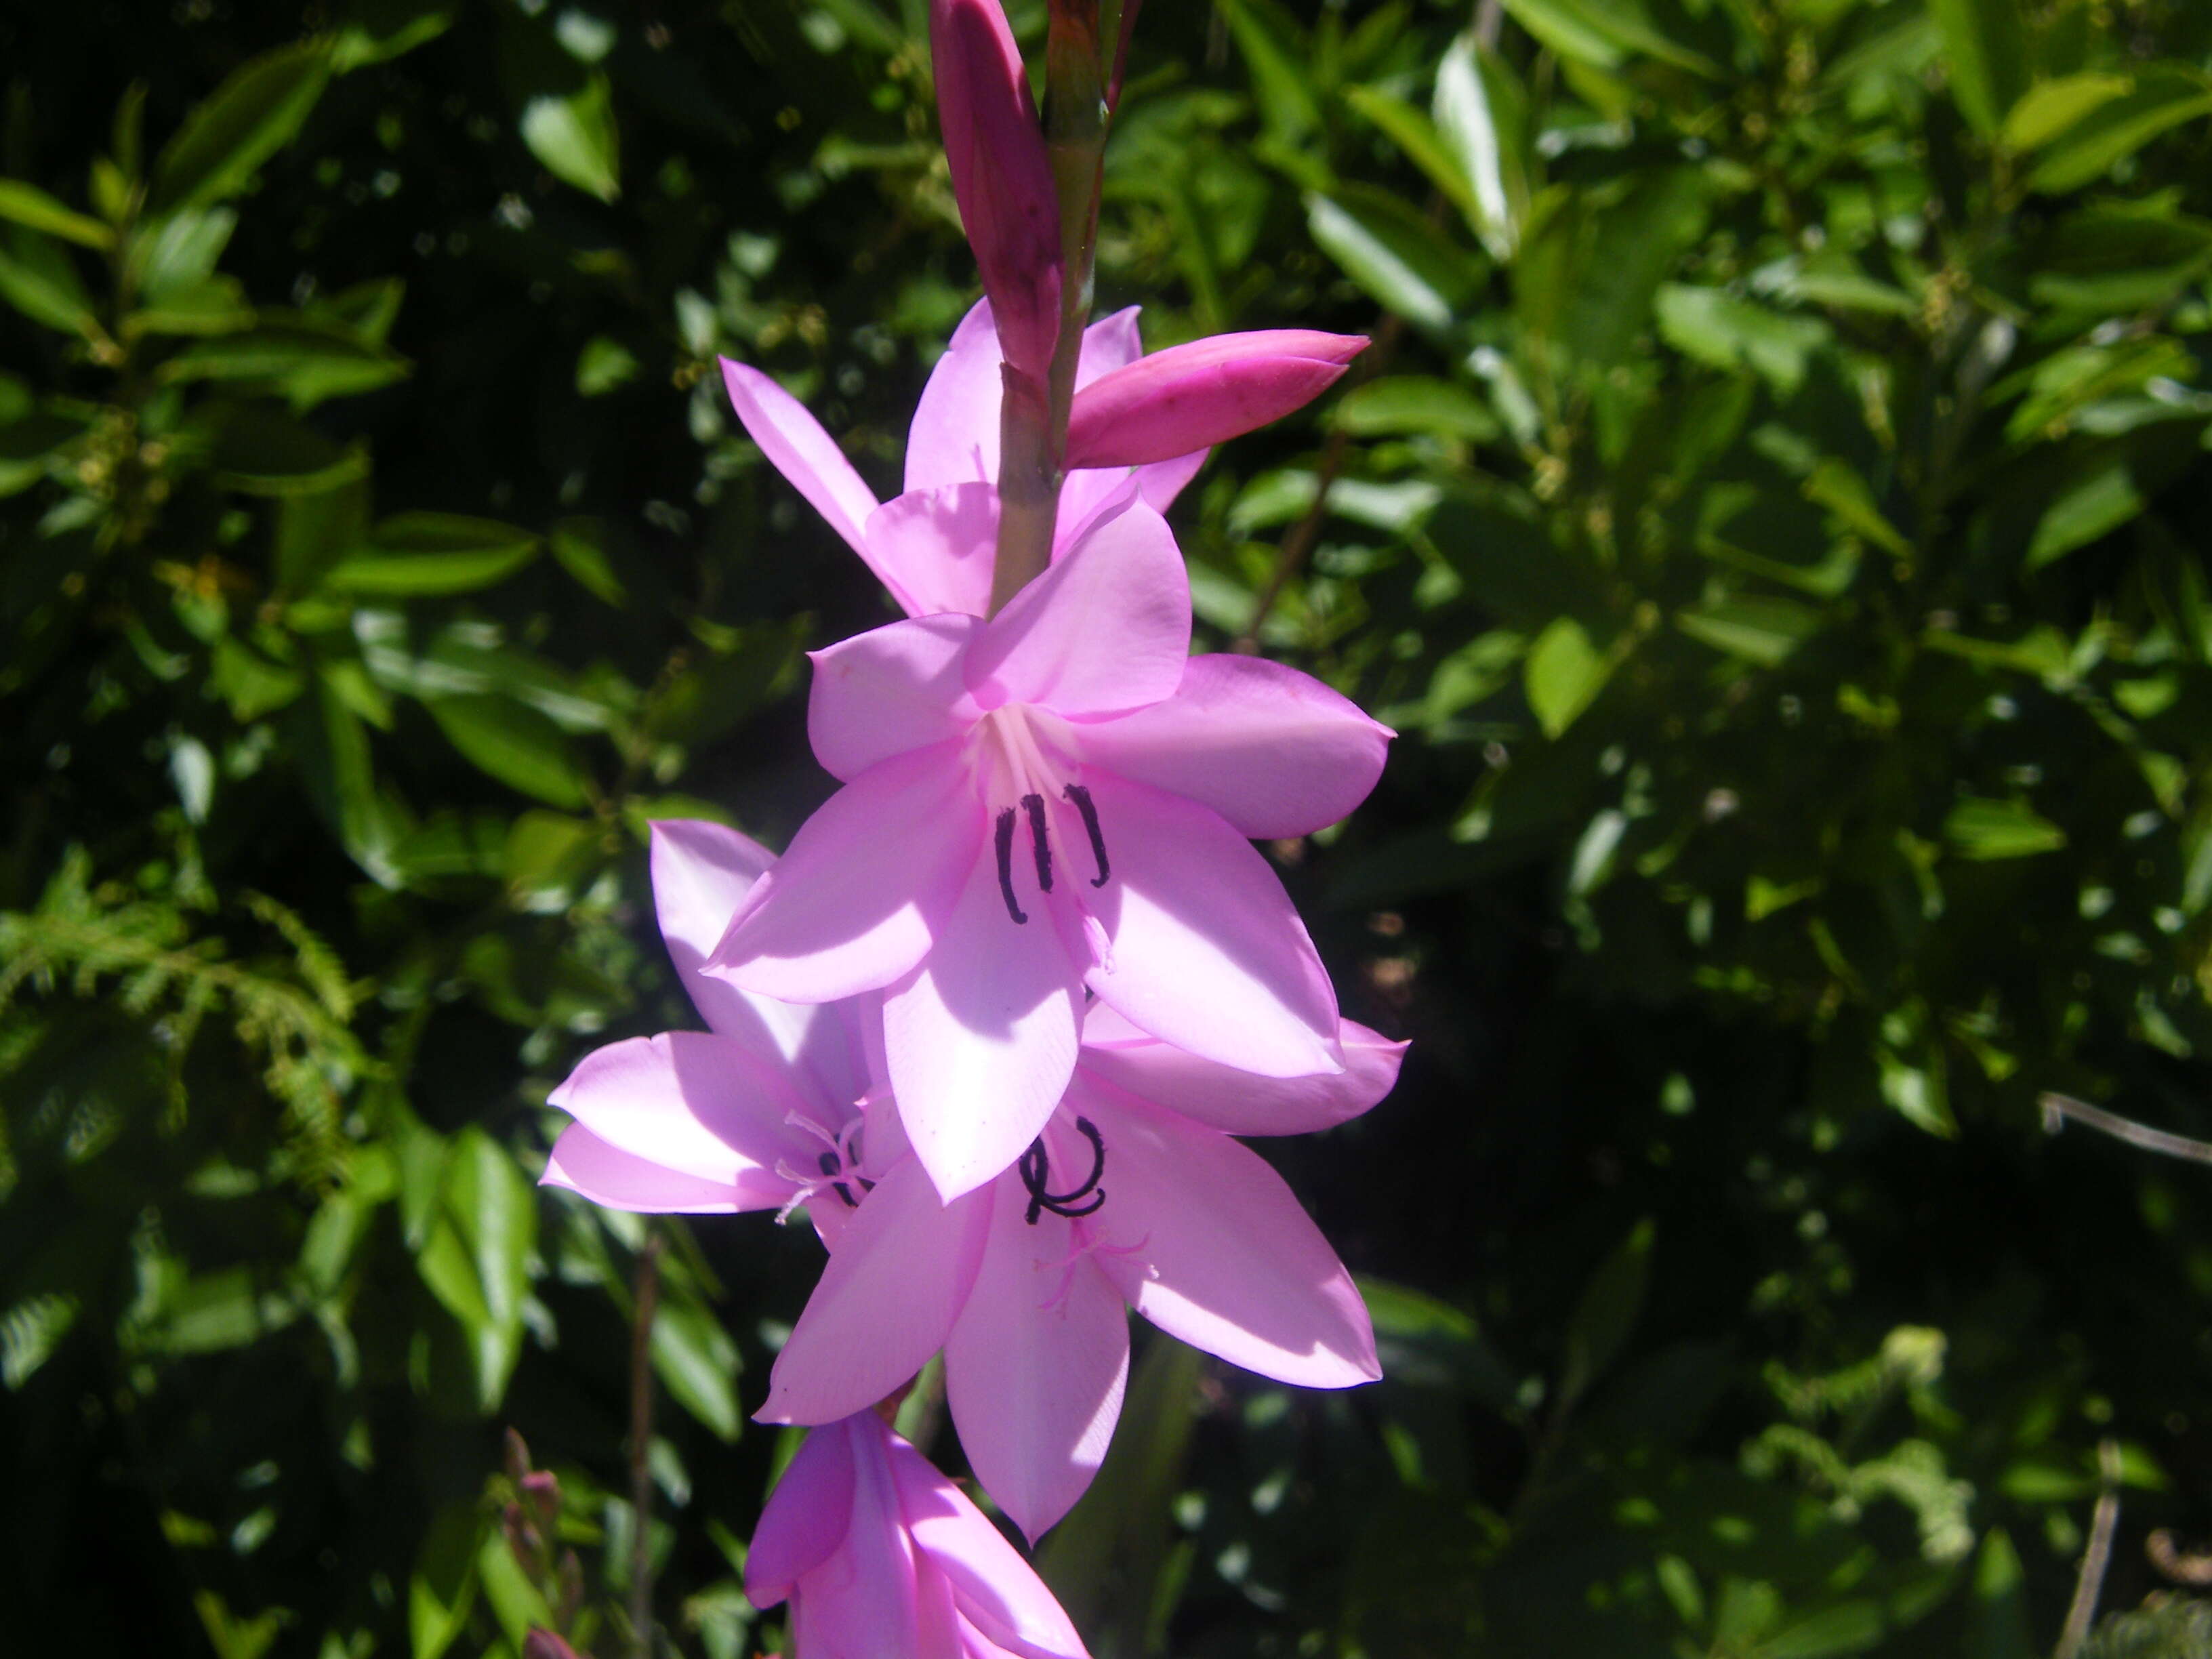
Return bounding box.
[987,2,1110,616]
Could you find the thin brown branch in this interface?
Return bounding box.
[2040,1093,2212,1167]
[626,1230,665,1659]
[2055,1438,2123,1659]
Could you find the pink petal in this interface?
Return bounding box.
[884,849,1084,1201]
[1077,1005,1406,1136]
[709,745,982,1003]
[1063,331,1367,469]
[545,1032,819,1208]
[1076,306,1143,387]
[888,1431,1093,1658]
[788,1415,929,1654]
[809,613,985,783]
[719,359,880,554]
[964,498,1190,717]
[1074,654,1392,840]
[762,1160,991,1424]
[1131,448,1207,514]
[541,1123,752,1212]
[930,0,1061,381]
[1079,773,1343,1079]
[745,1416,858,1607]
[649,819,818,1057]
[865,483,1000,619]
[906,300,1004,494]
[1082,1090,1378,1387]
[944,1179,1129,1540]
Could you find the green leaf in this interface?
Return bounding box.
[298,670,414,886]
[426,695,592,809]
[2026,457,2142,569]
[1343,85,1481,230]
[651,1296,743,1441]
[209,405,371,497]
[2001,73,2132,151]
[575,333,639,396]
[148,39,333,213]
[2026,70,2212,194]
[163,318,409,409]
[1306,187,1482,333]
[1498,0,1719,77]
[321,514,539,595]
[0,412,80,498]
[1943,797,2066,859]
[414,1128,536,1412]
[549,517,627,604]
[0,227,98,335]
[1433,32,1531,261]
[1218,0,1320,146]
[1358,1275,1518,1411]
[1523,616,1614,738]
[1333,376,1501,443]
[1931,0,2027,139]
[1804,459,1911,558]
[1559,1216,1654,1410]
[0,179,114,249]
[520,71,621,203]
[1676,596,1821,666]
[408,1502,482,1659]
[1655,285,1831,394]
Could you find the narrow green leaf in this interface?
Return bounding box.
[1804,458,1912,558]
[1559,1216,1655,1410]
[519,72,620,203]
[2027,71,2212,194]
[0,179,113,249]
[321,515,539,596]
[1333,376,1501,443]
[1931,0,2028,139]
[149,39,333,213]
[651,1297,743,1441]
[1218,0,1320,146]
[0,227,98,335]
[426,695,591,809]
[1343,85,1479,227]
[2026,457,2142,569]
[2001,73,2131,151]
[1656,284,1830,394]
[1677,596,1822,666]
[1943,797,2066,859]
[1306,188,1481,332]
[1433,33,1530,260]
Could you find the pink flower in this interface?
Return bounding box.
[930,0,1061,384]
[716,300,1364,620]
[745,1410,1088,1659]
[761,998,1400,1540]
[539,820,1404,1540]
[703,493,1393,1197]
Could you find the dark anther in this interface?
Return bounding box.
[1017,1115,1107,1225]
[1063,784,1110,887]
[1021,792,1053,893]
[815,1150,875,1208]
[994,807,1027,924]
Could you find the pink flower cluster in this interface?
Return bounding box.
[541,2,1401,1650]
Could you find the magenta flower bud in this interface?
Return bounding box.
[1063,330,1368,469]
[744,1411,1088,1659]
[931,0,1063,383]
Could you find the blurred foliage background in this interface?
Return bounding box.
[5,0,2212,1654]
